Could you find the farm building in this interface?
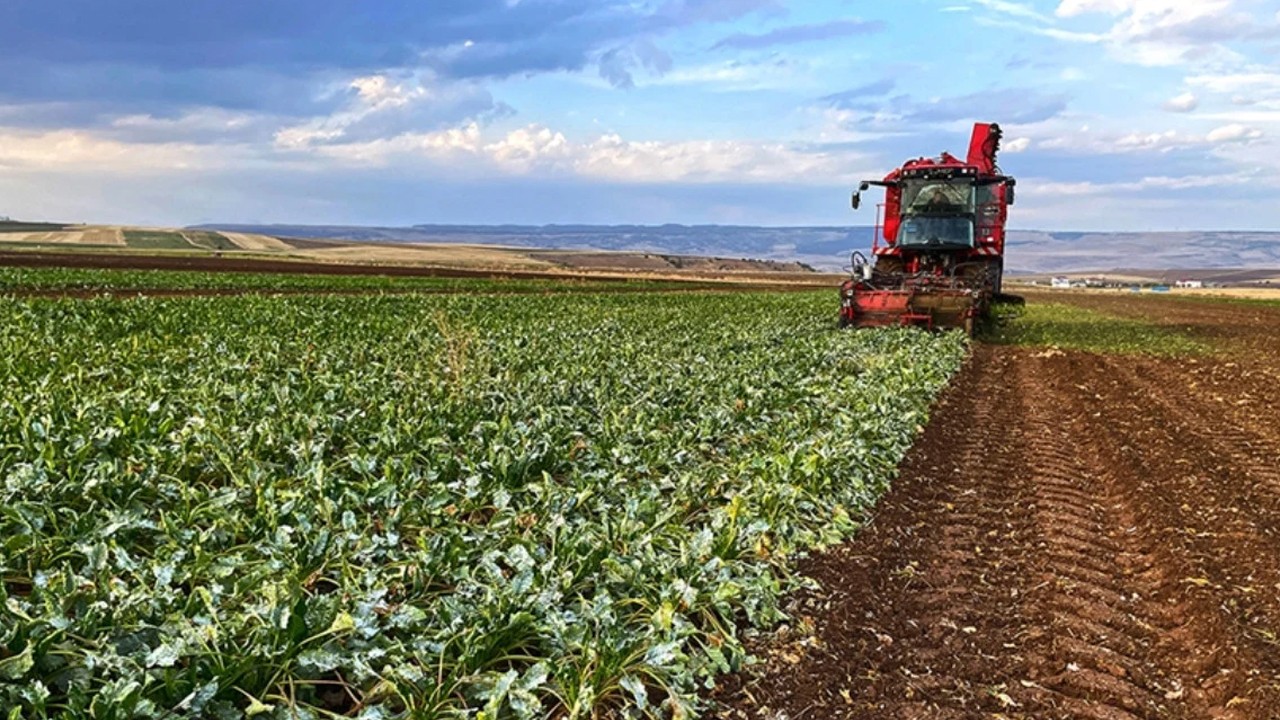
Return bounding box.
[1051,276,1071,289]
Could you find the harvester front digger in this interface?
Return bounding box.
[840,122,1018,335]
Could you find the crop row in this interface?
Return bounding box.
[0,290,967,718]
[0,267,700,294]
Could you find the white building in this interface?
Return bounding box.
[1051,276,1072,289]
[1175,280,1204,289]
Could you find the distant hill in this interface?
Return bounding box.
[1005,231,1280,273]
[195,223,1280,274]
[196,223,863,272]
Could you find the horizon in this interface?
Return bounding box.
[10,217,1280,236]
[3,1,1279,232]
[199,221,1280,234]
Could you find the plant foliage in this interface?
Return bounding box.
[983,301,1209,356]
[0,290,965,718]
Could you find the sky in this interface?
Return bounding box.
[1,0,1279,231]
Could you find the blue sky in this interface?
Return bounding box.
[1,0,1279,230]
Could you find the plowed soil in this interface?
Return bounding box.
[0,250,609,280]
[714,295,1280,719]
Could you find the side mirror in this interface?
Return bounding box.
[1006,184,1016,206]
[851,192,862,210]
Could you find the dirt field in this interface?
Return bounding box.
[0,230,126,246]
[0,249,837,287]
[294,242,560,270]
[0,226,125,246]
[218,231,294,252]
[1178,288,1280,301]
[0,250,642,281]
[0,223,836,280]
[715,294,1280,719]
[1022,287,1280,302]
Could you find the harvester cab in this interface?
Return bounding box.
[841,122,1017,335]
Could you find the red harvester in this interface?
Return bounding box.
[840,122,1018,335]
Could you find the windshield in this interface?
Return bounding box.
[902,180,976,216]
[898,216,975,248]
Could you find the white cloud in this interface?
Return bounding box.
[1162,92,1198,112]
[487,126,573,171]
[574,134,851,183]
[972,0,1055,23]
[296,123,486,165]
[645,57,814,92]
[1203,109,1280,122]
[1113,130,1185,150]
[111,110,255,134]
[349,75,428,111]
[274,73,499,151]
[1053,0,1271,67]
[294,122,869,185]
[1035,123,1263,153]
[972,16,1106,43]
[1188,71,1280,123]
[275,74,427,150]
[1056,0,1137,17]
[1005,137,1032,152]
[1021,171,1256,198]
[1186,71,1280,97]
[0,128,223,171]
[1205,123,1263,143]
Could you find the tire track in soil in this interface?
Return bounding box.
[1008,352,1241,720]
[1087,358,1280,709]
[711,346,1280,720]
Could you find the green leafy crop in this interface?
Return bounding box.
[0,290,966,718]
[0,267,699,294]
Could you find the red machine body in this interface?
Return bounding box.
[840,122,1016,334]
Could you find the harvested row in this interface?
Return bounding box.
[715,346,1280,719]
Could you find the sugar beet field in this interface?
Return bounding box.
[0,286,966,718]
[8,278,1280,720]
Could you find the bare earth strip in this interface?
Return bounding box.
[80,228,125,246]
[1176,288,1280,301]
[0,229,124,246]
[295,243,560,270]
[219,232,294,252]
[0,231,83,244]
[713,341,1280,719]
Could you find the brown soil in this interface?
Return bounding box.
[0,249,626,281]
[529,250,814,275]
[0,250,834,287]
[714,315,1280,719]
